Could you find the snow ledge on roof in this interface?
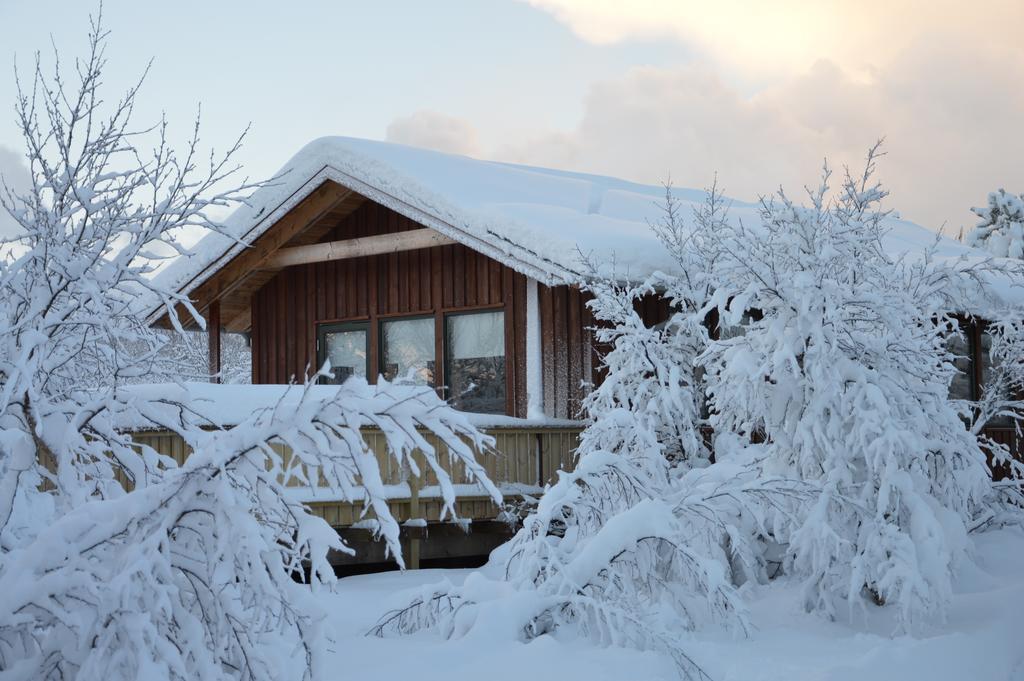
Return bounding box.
[145,136,1024,316]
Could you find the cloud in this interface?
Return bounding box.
[386,111,482,157]
[480,36,1024,231]
[520,0,1024,78]
[0,145,30,238]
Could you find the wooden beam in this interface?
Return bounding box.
[225,306,252,333]
[264,229,457,269]
[207,299,221,383]
[158,181,354,328]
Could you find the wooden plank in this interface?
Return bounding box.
[306,265,316,378]
[276,278,287,382]
[553,286,569,418]
[504,267,517,417]
[285,270,297,381]
[263,280,275,383]
[466,249,478,307]
[162,181,352,327]
[513,272,528,417]
[207,300,221,383]
[420,250,431,310]
[442,245,454,308]
[567,287,583,418]
[489,258,502,305]
[477,253,488,306]
[250,296,259,383]
[540,284,556,417]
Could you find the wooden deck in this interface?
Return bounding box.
[131,423,582,569]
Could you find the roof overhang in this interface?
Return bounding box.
[149,166,579,333]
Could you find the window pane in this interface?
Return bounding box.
[979,330,1012,425]
[321,326,367,385]
[718,311,754,340]
[382,317,435,385]
[947,332,974,401]
[980,330,994,388]
[446,311,506,414]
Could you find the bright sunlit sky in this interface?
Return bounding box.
[1,0,1023,236]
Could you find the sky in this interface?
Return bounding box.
[0,0,1022,236]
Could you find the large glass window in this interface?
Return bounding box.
[979,328,1013,426]
[947,330,975,401]
[318,323,368,385]
[445,310,506,413]
[979,329,995,389]
[381,317,436,385]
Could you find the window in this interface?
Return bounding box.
[947,329,975,401]
[718,310,756,340]
[446,310,505,413]
[381,316,435,385]
[317,322,368,385]
[979,328,995,389]
[979,327,1012,426]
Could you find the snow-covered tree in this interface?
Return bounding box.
[967,189,1024,258]
[968,320,1024,522]
[0,16,496,681]
[373,189,808,681]
[141,328,253,384]
[698,145,996,628]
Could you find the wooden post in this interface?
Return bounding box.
[207,300,222,383]
[408,462,421,570]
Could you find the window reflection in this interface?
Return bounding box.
[947,329,974,401]
[446,311,505,413]
[319,324,367,385]
[381,317,435,385]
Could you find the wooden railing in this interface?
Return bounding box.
[130,424,583,528]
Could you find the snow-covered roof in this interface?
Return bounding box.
[149,137,1022,314]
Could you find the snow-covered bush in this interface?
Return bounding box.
[969,320,1024,523]
[967,189,1024,258]
[0,17,496,681]
[698,146,995,628]
[139,328,253,384]
[579,187,713,468]
[374,189,809,680]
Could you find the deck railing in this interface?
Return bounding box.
[130,424,583,528]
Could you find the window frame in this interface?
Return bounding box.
[316,320,370,385]
[378,313,438,387]
[443,308,508,413]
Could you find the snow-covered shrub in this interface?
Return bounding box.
[967,189,1024,258]
[0,17,496,681]
[374,189,809,680]
[969,320,1024,524]
[698,146,995,628]
[0,377,495,681]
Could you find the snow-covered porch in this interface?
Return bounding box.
[123,382,583,569]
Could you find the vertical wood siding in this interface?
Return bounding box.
[538,284,593,419]
[536,285,673,419]
[251,200,530,417]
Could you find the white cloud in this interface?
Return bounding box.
[386,111,482,157]
[0,145,29,238]
[397,38,1024,231]
[520,0,1024,79]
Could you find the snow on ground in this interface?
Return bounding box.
[323,527,1024,681]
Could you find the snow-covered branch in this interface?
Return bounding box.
[0,15,496,681]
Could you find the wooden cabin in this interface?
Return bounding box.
[145,137,1018,569]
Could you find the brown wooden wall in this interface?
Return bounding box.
[538,284,592,419]
[535,286,672,420]
[251,200,530,417]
